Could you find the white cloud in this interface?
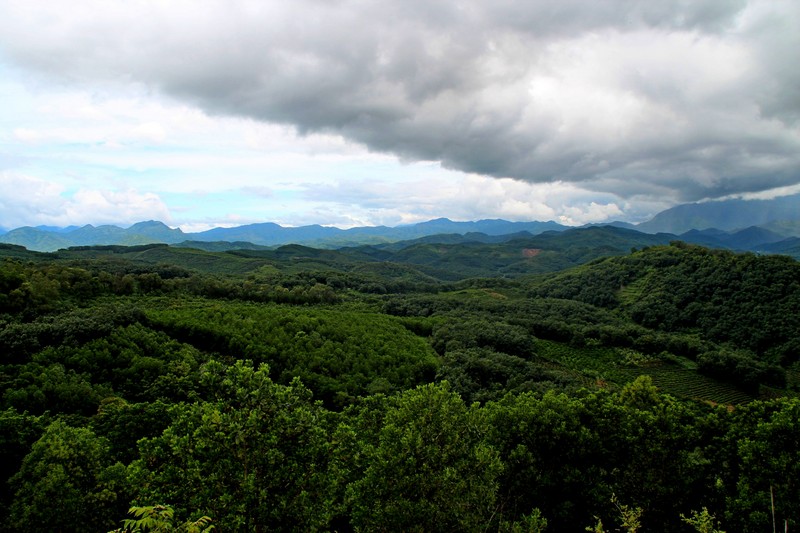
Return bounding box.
[299,173,650,227]
[131,122,167,143]
[0,172,171,228]
[2,0,796,204]
[65,188,171,225]
[559,202,625,226]
[0,1,797,229]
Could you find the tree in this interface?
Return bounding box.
[583,377,717,531]
[722,398,800,531]
[0,408,47,530]
[348,382,503,532]
[485,389,598,528]
[8,420,127,532]
[128,360,333,532]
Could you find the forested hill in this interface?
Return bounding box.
[533,243,800,389]
[0,238,798,531]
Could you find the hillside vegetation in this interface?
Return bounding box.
[533,243,799,391]
[0,236,798,532]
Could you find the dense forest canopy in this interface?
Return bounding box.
[0,237,798,532]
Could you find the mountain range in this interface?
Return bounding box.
[0,225,689,281]
[0,219,567,252]
[1,193,799,256]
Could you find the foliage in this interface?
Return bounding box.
[91,398,173,464]
[436,347,578,403]
[534,245,800,382]
[697,348,785,391]
[145,300,438,408]
[128,360,333,532]
[499,509,548,533]
[486,389,598,528]
[681,507,726,533]
[347,382,503,532]
[610,494,643,533]
[719,397,800,531]
[0,408,47,529]
[8,420,127,532]
[584,495,643,533]
[110,505,214,533]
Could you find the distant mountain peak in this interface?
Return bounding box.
[130,220,168,227]
[637,193,800,235]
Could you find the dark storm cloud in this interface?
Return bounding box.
[1,0,798,202]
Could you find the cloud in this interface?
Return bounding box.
[240,186,273,198]
[0,0,798,206]
[299,173,654,227]
[0,172,171,228]
[66,188,172,225]
[131,122,167,143]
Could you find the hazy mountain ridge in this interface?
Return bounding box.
[678,226,790,251]
[3,194,800,255]
[2,225,680,281]
[0,221,185,251]
[0,218,569,252]
[636,193,800,234]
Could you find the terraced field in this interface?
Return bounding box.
[628,365,754,404]
[536,339,754,404]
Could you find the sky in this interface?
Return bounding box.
[0,1,798,231]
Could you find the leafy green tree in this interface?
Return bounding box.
[610,494,643,533]
[436,347,567,404]
[8,420,127,532]
[431,315,535,357]
[348,382,503,532]
[91,398,172,464]
[0,408,47,532]
[721,398,800,531]
[2,362,112,415]
[486,389,598,528]
[583,377,717,531]
[128,360,333,532]
[0,261,25,313]
[697,348,785,391]
[146,302,438,408]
